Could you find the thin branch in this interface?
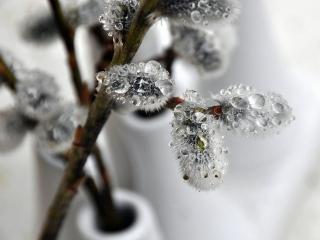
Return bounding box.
[0,53,17,91]
[58,153,112,225]
[83,176,106,215]
[165,96,223,119]
[48,0,121,230]
[91,145,122,231]
[89,25,114,72]
[91,145,110,189]
[152,47,177,74]
[38,1,160,239]
[48,0,87,105]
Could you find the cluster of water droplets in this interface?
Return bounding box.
[16,70,61,122]
[99,0,139,40]
[211,84,295,135]
[96,61,174,111]
[170,90,228,190]
[171,23,224,72]
[0,108,30,153]
[159,0,240,26]
[35,104,87,164]
[169,86,294,190]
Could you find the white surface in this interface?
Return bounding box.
[0,0,320,240]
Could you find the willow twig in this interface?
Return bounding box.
[152,47,177,74]
[89,25,114,72]
[38,1,160,239]
[48,0,86,105]
[166,96,223,119]
[0,53,17,91]
[47,0,121,233]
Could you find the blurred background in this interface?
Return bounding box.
[0,0,320,239]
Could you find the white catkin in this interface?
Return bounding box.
[170,86,294,190]
[96,61,174,112]
[159,0,241,26]
[170,90,228,190]
[171,22,237,76]
[35,104,87,164]
[16,69,61,122]
[211,84,295,135]
[99,0,140,40]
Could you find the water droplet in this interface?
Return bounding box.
[256,118,267,127]
[145,61,161,75]
[248,94,266,109]
[131,95,141,106]
[231,97,248,110]
[191,10,202,24]
[111,79,130,94]
[155,80,173,95]
[273,103,285,113]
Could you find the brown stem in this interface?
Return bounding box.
[152,47,177,74]
[112,0,161,65]
[0,53,17,91]
[47,0,87,105]
[91,145,110,189]
[91,145,119,229]
[48,0,120,229]
[89,25,114,73]
[166,97,223,119]
[39,1,161,238]
[39,94,113,240]
[166,97,185,110]
[83,176,122,231]
[83,176,105,214]
[91,146,123,231]
[58,153,112,225]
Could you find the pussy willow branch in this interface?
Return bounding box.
[39,0,161,239]
[0,54,17,92]
[48,0,109,185]
[47,0,119,231]
[48,0,86,105]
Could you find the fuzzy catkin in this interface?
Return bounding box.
[170,90,228,190]
[16,70,61,122]
[96,61,174,111]
[159,0,240,26]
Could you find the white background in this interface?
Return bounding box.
[0,0,320,239]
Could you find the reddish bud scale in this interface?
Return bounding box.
[210,106,222,119]
[166,97,185,109]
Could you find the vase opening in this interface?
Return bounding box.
[96,202,137,234]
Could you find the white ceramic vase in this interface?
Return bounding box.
[77,189,163,240]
